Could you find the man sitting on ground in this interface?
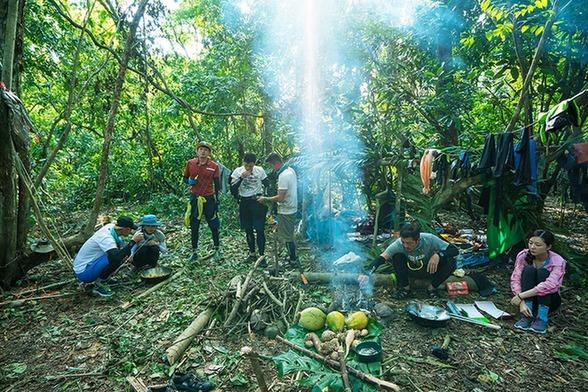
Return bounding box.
[73,216,143,297]
[358,223,458,299]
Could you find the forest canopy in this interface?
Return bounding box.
[1,0,587,285]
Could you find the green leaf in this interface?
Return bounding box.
[212,345,229,354]
[272,349,325,377]
[480,0,490,12]
[366,317,384,338]
[2,362,27,378]
[229,372,248,386]
[510,67,519,81]
[554,343,588,360]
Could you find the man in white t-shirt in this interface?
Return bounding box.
[73,216,143,297]
[257,152,298,266]
[231,152,269,263]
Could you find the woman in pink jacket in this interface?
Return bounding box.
[510,229,566,334]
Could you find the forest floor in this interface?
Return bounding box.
[1,201,588,392]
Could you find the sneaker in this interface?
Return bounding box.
[426,288,442,299]
[92,284,114,297]
[186,252,198,262]
[530,318,548,334]
[213,249,222,261]
[391,287,412,300]
[514,316,534,331]
[126,266,138,277]
[245,254,257,263]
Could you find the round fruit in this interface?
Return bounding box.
[345,311,368,330]
[326,311,345,332]
[298,307,326,331]
[264,325,280,339]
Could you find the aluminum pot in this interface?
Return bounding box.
[406,302,451,327]
[139,266,172,284]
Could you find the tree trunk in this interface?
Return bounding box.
[0,105,20,288]
[82,0,150,237]
[504,1,559,133]
[435,22,459,146]
[1,0,19,88]
[0,0,27,288]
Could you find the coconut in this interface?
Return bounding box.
[298,307,326,331]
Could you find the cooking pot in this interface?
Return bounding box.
[406,302,451,327]
[139,266,172,284]
[355,341,382,363]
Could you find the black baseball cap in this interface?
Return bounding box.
[116,216,138,230]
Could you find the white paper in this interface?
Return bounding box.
[456,303,486,320]
[333,251,362,266]
[475,301,512,319]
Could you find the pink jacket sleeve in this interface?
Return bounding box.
[510,250,526,295]
[535,252,566,295]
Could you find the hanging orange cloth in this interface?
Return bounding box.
[420,149,440,194]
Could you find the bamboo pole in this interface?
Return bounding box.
[14,278,76,297]
[504,0,560,133]
[121,268,184,310]
[0,292,78,307]
[166,307,214,365]
[126,376,148,392]
[284,272,479,291]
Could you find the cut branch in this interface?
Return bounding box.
[224,255,265,327]
[276,336,400,391]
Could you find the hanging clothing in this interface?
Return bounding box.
[459,151,471,177]
[486,182,524,260]
[449,151,471,181]
[492,133,515,178]
[513,128,538,193]
[572,143,588,165]
[217,162,231,193]
[432,151,449,185]
[491,133,515,225]
[538,98,582,143]
[477,132,524,258]
[478,134,496,171]
[420,149,440,194]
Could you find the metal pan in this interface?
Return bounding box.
[139,266,172,284]
[406,302,451,327]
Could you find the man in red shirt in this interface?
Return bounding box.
[183,141,221,262]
